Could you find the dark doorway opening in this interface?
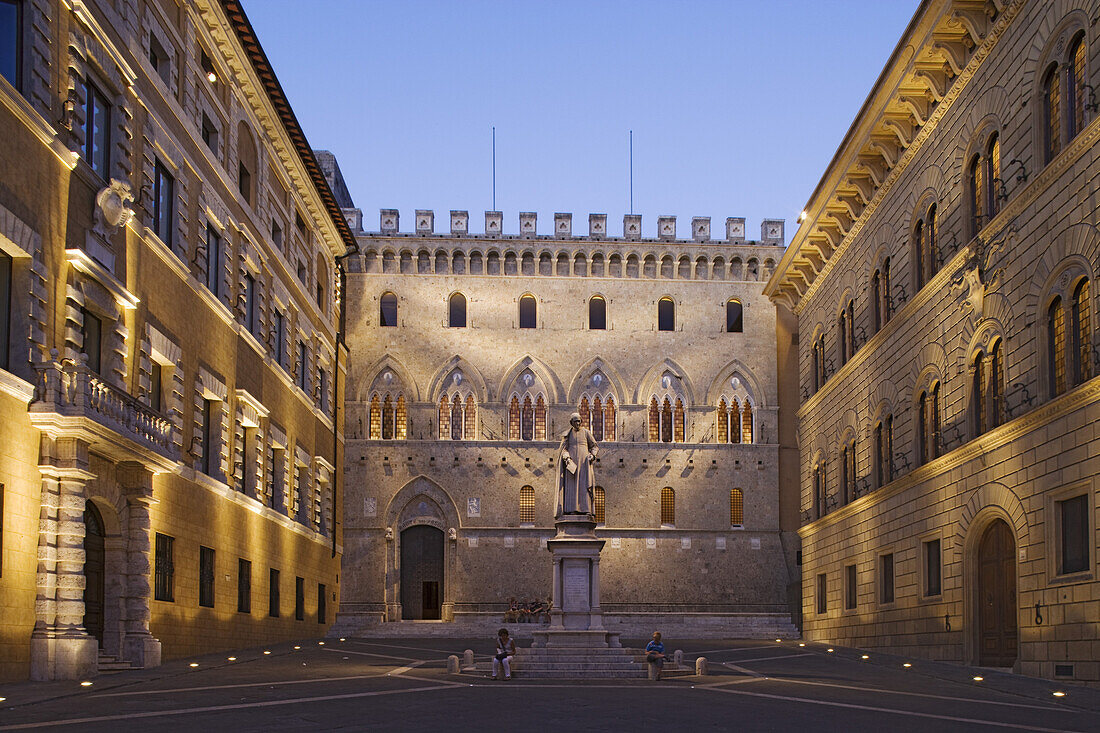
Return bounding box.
[978,519,1017,667]
[400,525,443,620]
[83,501,106,648]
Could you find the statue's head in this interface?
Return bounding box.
[570,412,581,428]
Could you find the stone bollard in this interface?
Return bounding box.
[447,655,460,673]
[464,649,475,667]
[696,657,708,676]
[674,649,684,667]
[648,661,659,680]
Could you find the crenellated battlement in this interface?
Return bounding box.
[344,208,785,246]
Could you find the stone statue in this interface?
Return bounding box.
[556,412,599,518]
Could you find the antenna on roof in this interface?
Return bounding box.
[629,130,633,215]
[492,126,497,212]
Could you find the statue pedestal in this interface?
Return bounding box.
[531,515,619,648]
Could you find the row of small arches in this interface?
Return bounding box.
[363,248,776,281]
[517,485,744,527]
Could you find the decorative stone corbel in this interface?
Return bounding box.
[448,527,457,541]
[384,527,394,541]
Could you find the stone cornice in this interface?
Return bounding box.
[767,0,1025,313]
[798,375,1100,538]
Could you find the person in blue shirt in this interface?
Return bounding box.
[645,631,666,680]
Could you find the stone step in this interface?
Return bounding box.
[97,655,137,673]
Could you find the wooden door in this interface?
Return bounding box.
[83,502,106,648]
[400,526,443,620]
[978,519,1017,666]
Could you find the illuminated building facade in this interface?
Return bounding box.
[0,0,352,680]
[767,0,1100,687]
[335,210,802,635]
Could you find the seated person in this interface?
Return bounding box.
[491,628,516,680]
[503,597,519,623]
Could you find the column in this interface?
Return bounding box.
[31,437,98,680]
[118,462,162,669]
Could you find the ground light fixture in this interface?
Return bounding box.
[293,646,301,650]
[903,663,912,668]
[973,676,984,681]
[798,643,806,647]
[0,696,6,702]
[227,657,236,661]
[339,638,346,641]
[318,641,325,645]
[775,639,782,643]
[263,651,271,655]
[1053,691,1066,697]
[80,681,93,687]
[861,655,869,659]
[826,648,834,652]
[189,663,199,668]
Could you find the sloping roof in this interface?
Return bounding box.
[218,0,357,257]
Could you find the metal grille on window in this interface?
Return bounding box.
[1072,279,1091,385]
[660,487,675,525]
[730,489,743,527]
[519,485,535,524]
[593,487,605,525]
[741,402,753,444]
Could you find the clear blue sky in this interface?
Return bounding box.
[241,1,916,241]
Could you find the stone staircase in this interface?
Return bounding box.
[97,653,137,673]
[462,647,692,679]
[329,613,800,641]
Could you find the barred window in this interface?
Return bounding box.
[986,134,1001,219]
[660,487,675,525]
[519,485,535,524]
[154,533,174,602]
[726,299,743,332]
[593,486,605,525]
[730,489,743,527]
[448,292,467,327]
[295,576,305,620]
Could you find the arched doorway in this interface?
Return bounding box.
[977,519,1017,666]
[83,501,106,648]
[400,525,444,620]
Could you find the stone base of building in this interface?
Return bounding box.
[30,632,98,681]
[123,633,162,670]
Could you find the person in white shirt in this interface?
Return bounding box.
[492,627,516,680]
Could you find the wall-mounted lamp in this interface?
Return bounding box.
[992,176,1009,202]
[797,210,807,223]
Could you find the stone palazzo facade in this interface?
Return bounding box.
[337,209,802,631]
[767,0,1100,688]
[0,0,353,680]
